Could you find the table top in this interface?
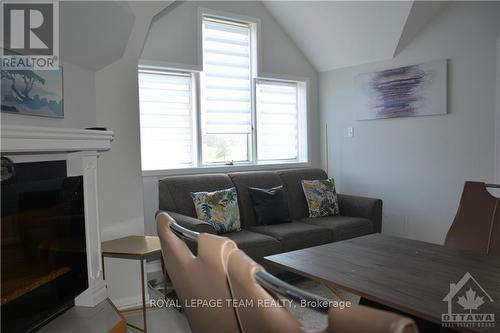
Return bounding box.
[264,234,500,332]
[101,235,161,258]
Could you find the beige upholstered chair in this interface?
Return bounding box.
[445,182,500,255]
[156,211,240,333]
[326,305,420,333]
[227,248,419,333]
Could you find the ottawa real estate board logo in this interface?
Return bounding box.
[1,1,59,70]
[442,272,495,329]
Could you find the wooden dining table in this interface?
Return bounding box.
[264,234,500,333]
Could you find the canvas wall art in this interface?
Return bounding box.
[1,68,64,118]
[356,59,447,120]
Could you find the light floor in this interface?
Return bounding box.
[125,284,189,333]
[125,306,190,333]
[124,279,359,333]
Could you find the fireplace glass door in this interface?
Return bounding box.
[1,160,88,333]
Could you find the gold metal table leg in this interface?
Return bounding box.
[124,259,148,333]
[141,259,147,333]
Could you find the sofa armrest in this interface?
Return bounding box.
[165,211,217,234]
[337,194,383,233]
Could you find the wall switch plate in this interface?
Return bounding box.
[347,126,354,137]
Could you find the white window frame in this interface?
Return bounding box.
[254,77,309,164]
[138,67,198,170]
[140,9,311,177]
[197,8,262,76]
[199,10,259,167]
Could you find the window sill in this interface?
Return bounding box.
[142,161,312,178]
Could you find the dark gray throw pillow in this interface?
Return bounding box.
[248,185,291,225]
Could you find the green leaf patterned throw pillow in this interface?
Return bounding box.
[191,187,241,234]
[301,178,339,218]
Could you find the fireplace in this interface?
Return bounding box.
[1,160,89,333]
[1,125,114,329]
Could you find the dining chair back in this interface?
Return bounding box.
[445,182,500,255]
[156,211,240,333]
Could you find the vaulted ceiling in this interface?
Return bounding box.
[60,1,135,71]
[58,1,447,72]
[262,1,447,72]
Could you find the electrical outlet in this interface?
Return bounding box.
[347,127,354,137]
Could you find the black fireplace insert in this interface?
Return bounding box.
[1,160,88,333]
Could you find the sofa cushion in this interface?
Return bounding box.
[224,230,282,261]
[302,178,339,217]
[299,216,374,241]
[159,174,234,217]
[277,168,328,219]
[248,222,332,252]
[191,187,241,234]
[249,186,291,225]
[228,171,284,228]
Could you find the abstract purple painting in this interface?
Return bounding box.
[356,59,447,120]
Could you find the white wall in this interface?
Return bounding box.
[142,1,318,83]
[1,62,96,128]
[95,58,145,241]
[141,1,320,235]
[94,58,147,307]
[320,2,499,244]
[91,2,173,308]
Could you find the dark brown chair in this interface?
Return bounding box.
[156,211,241,333]
[445,182,500,255]
[227,248,419,333]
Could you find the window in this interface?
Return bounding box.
[138,70,194,171]
[138,12,308,172]
[256,80,300,161]
[201,17,253,164]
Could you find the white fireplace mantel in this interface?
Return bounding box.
[1,125,115,307]
[1,125,114,154]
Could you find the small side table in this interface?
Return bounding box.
[101,236,165,333]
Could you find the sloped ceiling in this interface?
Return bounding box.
[60,1,135,71]
[262,1,434,72]
[395,1,448,55]
[58,1,447,72]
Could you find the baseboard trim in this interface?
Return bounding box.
[75,280,107,307]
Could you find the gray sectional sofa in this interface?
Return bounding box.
[158,168,382,263]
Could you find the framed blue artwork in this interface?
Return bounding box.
[1,68,64,118]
